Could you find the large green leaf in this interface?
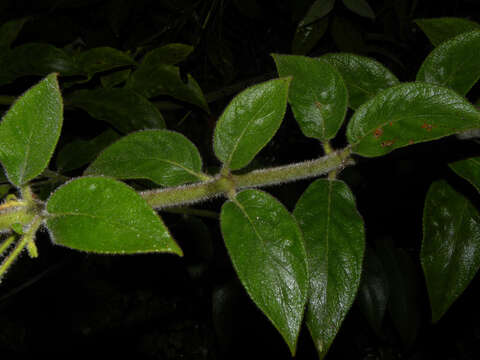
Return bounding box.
[342,0,374,19]
[449,157,480,193]
[322,53,399,109]
[0,73,63,186]
[293,179,364,359]
[417,31,480,96]
[84,129,205,186]
[347,82,480,157]
[422,180,480,323]
[220,189,308,355]
[75,47,136,77]
[125,63,209,112]
[67,88,165,133]
[56,129,120,172]
[414,17,480,47]
[213,78,290,170]
[273,54,347,141]
[46,176,182,255]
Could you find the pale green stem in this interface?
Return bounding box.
[0,235,15,256]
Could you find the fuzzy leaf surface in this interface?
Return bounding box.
[347,82,480,157]
[213,78,290,170]
[46,176,182,255]
[273,54,347,141]
[322,53,399,109]
[85,129,204,186]
[414,17,480,46]
[220,189,308,355]
[67,88,165,133]
[0,73,63,186]
[422,180,480,323]
[293,179,365,358]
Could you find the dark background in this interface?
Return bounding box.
[0,0,480,359]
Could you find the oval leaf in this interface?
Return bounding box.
[417,30,480,96]
[292,18,329,55]
[422,180,480,323]
[46,176,182,255]
[449,157,480,193]
[322,53,400,109]
[140,44,194,66]
[75,47,136,77]
[347,82,480,157]
[273,54,348,141]
[220,190,308,355]
[213,78,290,170]
[414,17,480,47]
[342,0,375,19]
[300,0,335,26]
[85,130,205,186]
[293,179,365,358]
[0,73,63,186]
[67,88,165,133]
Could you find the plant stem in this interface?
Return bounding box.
[141,147,353,209]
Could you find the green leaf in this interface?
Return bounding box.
[220,189,307,355]
[67,88,165,133]
[84,129,205,186]
[322,53,400,110]
[357,248,389,336]
[125,63,209,112]
[293,179,365,358]
[331,16,365,53]
[417,31,480,96]
[292,18,329,55]
[140,44,194,66]
[347,82,480,157]
[75,47,136,77]
[101,69,131,88]
[300,0,335,26]
[414,17,480,47]
[56,129,120,172]
[342,0,375,19]
[213,78,290,170]
[273,54,348,141]
[449,157,480,193]
[422,180,480,323]
[46,176,182,255]
[0,73,63,186]
[0,17,29,50]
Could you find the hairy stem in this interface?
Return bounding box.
[141,147,353,209]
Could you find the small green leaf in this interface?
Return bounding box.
[322,53,400,109]
[292,18,329,55]
[56,129,120,172]
[0,17,29,50]
[342,0,374,19]
[220,190,307,355]
[273,54,347,141]
[293,179,364,359]
[67,88,165,133]
[46,176,182,255]
[85,130,205,186]
[213,78,290,170]
[300,0,335,26]
[347,82,480,157]
[126,63,209,112]
[414,17,480,47]
[0,73,63,186]
[449,157,480,193]
[422,180,480,323]
[140,44,194,66]
[101,69,131,88]
[417,31,480,96]
[75,46,136,77]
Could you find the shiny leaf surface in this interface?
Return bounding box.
[293,179,365,358]
[220,190,308,355]
[322,53,399,109]
[46,176,182,255]
[414,17,480,46]
[347,82,480,157]
[273,54,347,141]
[85,130,205,186]
[0,73,63,186]
[422,180,480,323]
[213,78,290,170]
[417,31,480,96]
[67,88,165,133]
[449,157,480,193]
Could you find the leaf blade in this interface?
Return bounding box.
[414,17,480,46]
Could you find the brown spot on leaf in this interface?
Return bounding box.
[381,140,395,147]
[408,140,414,145]
[422,123,433,131]
[315,101,322,110]
[389,121,393,126]
[374,128,383,138]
